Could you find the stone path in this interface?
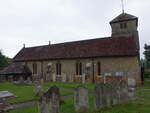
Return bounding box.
[12,100,37,110]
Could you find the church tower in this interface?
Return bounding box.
[110,12,140,50]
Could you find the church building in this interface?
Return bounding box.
[0,12,141,85]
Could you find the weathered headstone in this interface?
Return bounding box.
[95,83,104,109]
[25,77,32,85]
[105,83,113,106]
[34,84,43,97]
[128,78,136,87]
[128,88,136,100]
[13,76,25,85]
[74,86,89,113]
[19,76,24,84]
[111,82,120,105]
[119,81,129,102]
[38,86,60,113]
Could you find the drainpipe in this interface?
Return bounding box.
[92,58,95,83]
[41,61,44,80]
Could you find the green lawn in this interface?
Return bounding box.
[0,79,149,113]
[0,82,37,103]
[0,82,75,104]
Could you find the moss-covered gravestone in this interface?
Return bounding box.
[38,86,60,113]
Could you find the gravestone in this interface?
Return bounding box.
[13,76,25,85]
[95,83,111,108]
[128,78,136,87]
[95,83,104,109]
[120,81,129,102]
[111,82,120,105]
[38,86,60,113]
[74,86,89,113]
[34,84,43,97]
[25,77,32,85]
[105,83,113,106]
[19,76,24,84]
[128,88,136,100]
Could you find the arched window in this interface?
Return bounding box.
[120,22,127,29]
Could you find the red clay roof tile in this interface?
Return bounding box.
[13,37,139,62]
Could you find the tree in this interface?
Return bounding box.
[0,50,10,70]
[144,44,150,68]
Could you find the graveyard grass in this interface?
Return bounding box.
[0,82,74,104]
[0,79,150,113]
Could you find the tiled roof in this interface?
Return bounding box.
[13,36,139,62]
[110,13,138,24]
[0,63,31,75]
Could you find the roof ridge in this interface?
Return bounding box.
[110,13,138,24]
[24,36,110,49]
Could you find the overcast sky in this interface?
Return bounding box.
[0,0,149,58]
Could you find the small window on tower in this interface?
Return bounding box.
[120,22,127,29]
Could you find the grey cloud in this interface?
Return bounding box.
[0,0,149,58]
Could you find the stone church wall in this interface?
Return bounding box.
[22,56,141,85]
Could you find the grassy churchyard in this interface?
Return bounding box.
[0,79,150,113]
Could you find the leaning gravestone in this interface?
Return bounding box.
[74,86,89,113]
[38,86,60,113]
